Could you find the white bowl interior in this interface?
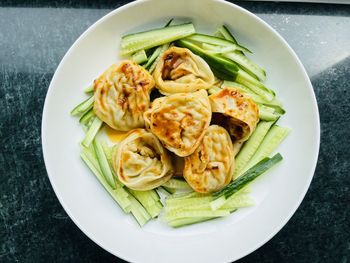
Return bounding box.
[42,0,320,262]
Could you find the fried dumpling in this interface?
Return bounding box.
[112,129,173,190]
[144,90,211,157]
[93,61,155,131]
[153,47,215,94]
[183,125,235,193]
[209,87,259,142]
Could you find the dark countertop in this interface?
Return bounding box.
[0,1,349,262]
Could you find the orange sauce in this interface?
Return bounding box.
[104,126,128,142]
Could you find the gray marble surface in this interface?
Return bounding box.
[0,1,349,262]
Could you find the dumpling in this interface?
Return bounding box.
[153,47,215,94]
[183,125,235,193]
[144,90,211,157]
[209,87,259,142]
[112,129,173,190]
[93,61,154,131]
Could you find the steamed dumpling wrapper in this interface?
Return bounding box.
[153,47,215,94]
[93,61,154,131]
[183,125,235,193]
[209,87,259,142]
[144,90,211,157]
[112,129,173,190]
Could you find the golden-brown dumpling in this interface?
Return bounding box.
[112,129,173,190]
[144,90,211,157]
[183,125,235,193]
[153,47,215,94]
[93,61,154,131]
[209,87,259,142]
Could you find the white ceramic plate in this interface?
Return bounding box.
[42,0,320,262]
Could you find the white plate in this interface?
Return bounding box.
[42,0,320,262]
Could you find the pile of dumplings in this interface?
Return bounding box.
[93,46,259,193]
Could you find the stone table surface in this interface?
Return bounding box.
[0,0,349,262]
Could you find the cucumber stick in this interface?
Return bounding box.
[148,43,170,73]
[208,86,221,95]
[79,109,95,125]
[131,49,148,64]
[128,189,162,218]
[176,39,274,101]
[224,52,266,81]
[93,139,115,188]
[128,194,151,226]
[215,25,238,44]
[84,85,94,93]
[121,23,195,56]
[259,104,281,121]
[235,70,274,101]
[211,153,283,210]
[201,44,265,81]
[71,95,94,116]
[234,121,274,178]
[241,126,290,174]
[165,209,230,220]
[162,178,192,191]
[185,33,251,53]
[223,81,284,109]
[143,45,162,69]
[80,151,131,213]
[168,216,217,228]
[82,117,103,147]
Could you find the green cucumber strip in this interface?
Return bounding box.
[121,23,195,56]
[201,43,237,54]
[212,153,283,203]
[84,85,94,93]
[80,152,131,213]
[143,46,162,69]
[100,140,113,161]
[213,29,225,39]
[223,81,285,111]
[71,95,94,116]
[166,191,199,200]
[166,196,213,208]
[201,43,264,80]
[128,189,162,218]
[217,25,238,44]
[131,49,148,64]
[241,126,290,174]
[156,187,172,198]
[162,178,192,190]
[166,194,252,212]
[234,121,274,178]
[224,52,266,81]
[176,39,239,80]
[165,188,250,210]
[258,104,281,121]
[148,43,170,73]
[268,103,285,114]
[99,141,124,188]
[81,117,103,147]
[93,139,115,188]
[184,33,251,53]
[143,18,174,69]
[163,186,176,194]
[79,109,95,125]
[128,193,151,226]
[235,72,275,101]
[210,196,227,211]
[208,86,222,95]
[167,216,217,228]
[165,209,230,221]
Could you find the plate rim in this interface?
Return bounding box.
[41,0,320,261]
